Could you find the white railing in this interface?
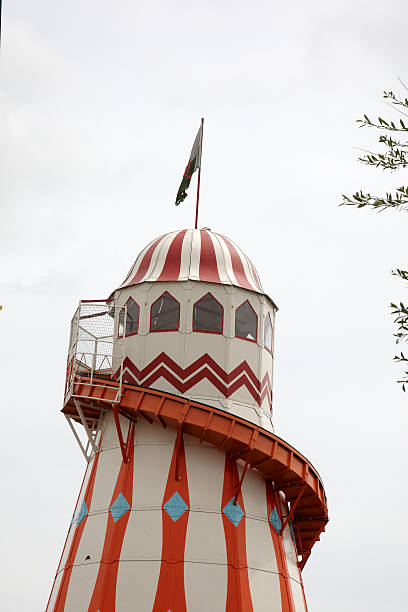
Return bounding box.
[64,300,126,405]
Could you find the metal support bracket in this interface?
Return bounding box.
[65,406,104,463]
[112,404,135,464]
[175,422,184,481]
[73,399,99,455]
[174,401,190,481]
[280,484,307,533]
[232,453,251,505]
[232,429,259,505]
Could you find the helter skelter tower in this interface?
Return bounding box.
[46,228,328,612]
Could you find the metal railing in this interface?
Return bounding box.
[64,300,126,405]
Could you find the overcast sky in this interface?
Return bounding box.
[1,1,408,610]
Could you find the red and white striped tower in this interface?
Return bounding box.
[47,229,328,612]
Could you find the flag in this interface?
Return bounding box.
[175,122,203,206]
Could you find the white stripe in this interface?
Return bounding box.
[242,472,282,611]
[46,571,64,612]
[233,241,259,292]
[250,260,264,292]
[117,229,265,294]
[291,581,308,612]
[189,229,202,280]
[178,229,194,280]
[207,231,229,285]
[141,231,178,282]
[120,233,167,288]
[120,237,158,288]
[184,445,227,611]
[139,361,262,393]
[65,417,123,610]
[213,233,238,287]
[116,425,176,611]
[282,518,301,582]
[46,457,96,611]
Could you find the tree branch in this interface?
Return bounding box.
[341,186,408,211]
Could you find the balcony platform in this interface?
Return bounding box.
[63,375,328,569]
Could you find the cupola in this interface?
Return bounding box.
[110,229,277,431]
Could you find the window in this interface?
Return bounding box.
[119,297,139,336]
[264,313,273,353]
[235,300,257,342]
[150,291,180,331]
[193,293,223,334]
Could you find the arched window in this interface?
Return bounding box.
[119,297,139,337]
[235,300,257,342]
[264,313,273,353]
[193,293,223,334]
[150,291,180,331]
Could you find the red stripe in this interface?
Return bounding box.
[221,453,253,611]
[122,230,264,293]
[52,452,100,612]
[124,353,271,392]
[199,230,221,283]
[142,366,263,404]
[46,460,90,612]
[248,259,263,292]
[260,384,273,413]
[265,481,296,612]
[153,433,190,611]
[157,230,188,281]
[121,354,273,410]
[126,235,164,286]
[221,236,254,291]
[301,581,309,612]
[124,364,271,409]
[88,426,135,611]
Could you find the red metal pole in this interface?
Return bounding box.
[175,423,184,481]
[233,454,251,505]
[112,404,128,463]
[194,117,204,230]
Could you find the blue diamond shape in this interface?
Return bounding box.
[163,491,189,522]
[269,506,281,534]
[77,500,88,526]
[110,492,130,522]
[223,497,244,527]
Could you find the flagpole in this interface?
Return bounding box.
[194,117,204,230]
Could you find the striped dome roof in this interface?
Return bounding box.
[116,229,264,294]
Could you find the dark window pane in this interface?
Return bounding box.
[236,301,257,341]
[264,313,273,352]
[151,292,179,331]
[193,293,223,333]
[119,299,139,336]
[126,299,139,335]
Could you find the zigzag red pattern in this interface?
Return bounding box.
[121,353,272,410]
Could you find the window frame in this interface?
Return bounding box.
[192,291,224,335]
[264,312,273,354]
[119,297,140,338]
[150,291,180,333]
[235,299,258,343]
